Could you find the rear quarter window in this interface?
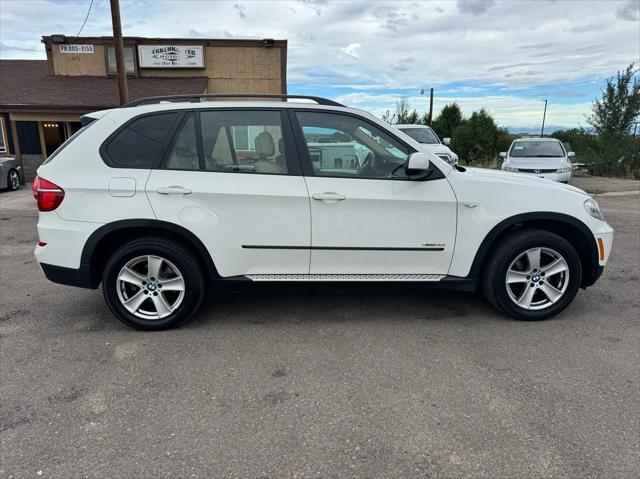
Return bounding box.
[103,112,178,168]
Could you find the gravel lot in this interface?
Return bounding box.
[1,178,639,478]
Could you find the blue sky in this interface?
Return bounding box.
[1,0,639,130]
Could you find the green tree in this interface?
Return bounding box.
[394,97,420,124]
[451,108,501,165]
[583,64,640,176]
[588,64,640,137]
[432,103,464,139]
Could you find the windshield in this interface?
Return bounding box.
[400,127,440,144]
[509,140,565,158]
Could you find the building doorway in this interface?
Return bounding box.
[42,122,66,156]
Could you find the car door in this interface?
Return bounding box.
[292,110,457,276]
[145,108,311,277]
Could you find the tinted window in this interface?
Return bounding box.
[165,113,199,170]
[296,111,410,179]
[400,127,439,144]
[509,140,565,158]
[105,113,177,168]
[200,110,287,174]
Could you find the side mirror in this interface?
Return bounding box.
[442,137,451,146]
[499,152,507,158]
[406,152,432,180]
[567,151,575,158]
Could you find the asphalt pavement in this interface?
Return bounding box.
[1,178,638,478]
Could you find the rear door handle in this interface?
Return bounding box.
[312,192,347,202]
[157,186,192,195]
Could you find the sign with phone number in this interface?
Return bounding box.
[59,44,94,54]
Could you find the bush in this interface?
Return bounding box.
[451,109,502,165]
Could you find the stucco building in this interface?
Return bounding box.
[0,35,287,181]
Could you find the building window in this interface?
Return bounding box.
[0,117,8,153]
[106,46,136,75]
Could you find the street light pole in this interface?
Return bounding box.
[110,0,128,105]
[540,99,548,138]
[428,87,434,126]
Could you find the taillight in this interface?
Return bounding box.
[35,177,65,212]
[32,176,39,200]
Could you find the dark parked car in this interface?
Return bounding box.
[0,157,21,190]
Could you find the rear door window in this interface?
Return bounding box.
[200,110,288,174]
[104,113,178,168]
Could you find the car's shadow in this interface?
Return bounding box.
[182,281,499,330]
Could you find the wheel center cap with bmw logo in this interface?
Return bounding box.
[532,274,541,282]
[147,282,157,292]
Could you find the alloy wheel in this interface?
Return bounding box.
[116,255,186,320]
[505,247,570,310]
[9,170,19,190]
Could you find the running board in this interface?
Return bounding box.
[244,274,446,281]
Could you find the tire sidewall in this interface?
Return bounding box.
[492,233,582,320]
[103,241,202,330]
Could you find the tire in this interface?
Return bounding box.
[7,169,20,191]
[482,229,582,321]
[102,237,205,330]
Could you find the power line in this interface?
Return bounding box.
[73,0,94,42]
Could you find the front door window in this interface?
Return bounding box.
[295,111,410,179]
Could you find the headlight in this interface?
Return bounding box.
[584,198,605,220]
[556,166,572,173]
[503,166,518,172]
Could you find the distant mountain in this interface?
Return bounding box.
[505,125,568,135]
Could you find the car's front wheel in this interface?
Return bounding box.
[102,238,205,330]
[483,229,582,320]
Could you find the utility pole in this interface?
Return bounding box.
[540,99,548,138]
[427,87,434,126]
[110,0,128,105]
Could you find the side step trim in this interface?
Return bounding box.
[245,274,445,281]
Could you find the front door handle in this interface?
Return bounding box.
[157,186,192,195]
[312,192,347,202]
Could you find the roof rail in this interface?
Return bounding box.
[123,93,345,108]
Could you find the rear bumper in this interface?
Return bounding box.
[39,262,96,289]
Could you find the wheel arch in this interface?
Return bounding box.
[81,219,219,287]
[469,212,600,288]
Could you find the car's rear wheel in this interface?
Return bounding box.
[102,238,205,330]
[7,169,20,191]
[483,229,582,320]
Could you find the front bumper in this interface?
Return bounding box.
[503,169,571,182]
[582,221,613,287]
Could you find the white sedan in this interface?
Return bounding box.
[501,138,574,183]
[395,124,459,165]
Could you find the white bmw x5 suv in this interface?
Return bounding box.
[33,94,613,330]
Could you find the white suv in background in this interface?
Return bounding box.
[34,94,613,330]
[395,124,458,165]
[501,137,574,183]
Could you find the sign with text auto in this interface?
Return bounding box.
[138,45,204,68]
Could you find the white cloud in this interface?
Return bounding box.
[340,43,362,59]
